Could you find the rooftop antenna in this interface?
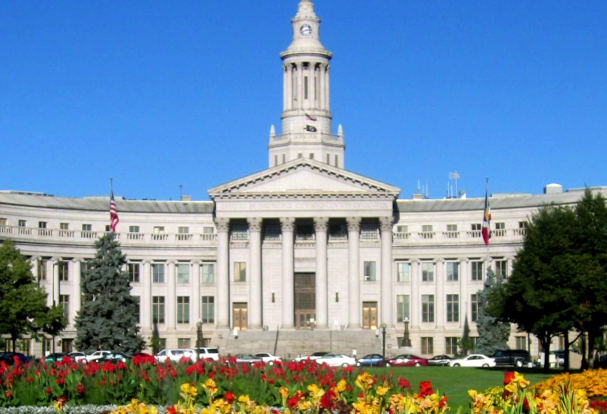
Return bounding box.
[179,184,183,199]
[449,171,460,198]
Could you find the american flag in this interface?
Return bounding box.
[110,190,119,232]
[482,189,491,246]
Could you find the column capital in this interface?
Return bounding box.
[280,217,296,232]
[71,257,83,263]
[313,217,329,232]
[435,258,445,264]
[50,257,62,263]
[379,216,393,232]
[190,260,203,266]
[411,259,420,264]
[142,259,152,265]
[214,218,230,233]
[247,218,262,232]
[346,217,361,231]
[460,257,470,263]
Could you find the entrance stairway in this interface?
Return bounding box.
[210,328,401,359]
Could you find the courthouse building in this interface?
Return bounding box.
[1,0,603,358]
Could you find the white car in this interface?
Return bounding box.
[254,352,282,365]
[197,347,220,362]
[294,352,330,362]
[69,352,88,363]
[448,354,496,368]
[85,351,112,362]
[315,353,356,367]
[155,348,196,363]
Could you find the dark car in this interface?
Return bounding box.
[385,354,428,367]
[428,355,453,366]
[0,352,33,365]
[98,352,132,363]
[44,353,72,363]
[356,354,385,367]
[492,349,531,367]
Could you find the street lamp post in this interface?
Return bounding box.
[403,317,411,347]
[381,323,387,360]
[196,320,203,361]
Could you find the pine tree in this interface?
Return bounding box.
[74,233,145,353]
[476,268,510,356]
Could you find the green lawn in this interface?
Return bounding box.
[364,366,555,411]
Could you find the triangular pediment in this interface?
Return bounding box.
[208,159,400,199]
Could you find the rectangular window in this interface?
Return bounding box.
[82,224,92,231]
[516,336,527,350]
[129,226,140,233]
[282,154,286,164]
[446,262,459,281]
[396,225,408,233]
[231,223,248,241]
[234,262,246,282]
[18,220,27,227]
[447,224,457,231]
[60,295,69,320]
[177,264,190,283]
[495,222,505,230]
[178,338,191,349]
[421,262,434,282]
[177,296,190,324]
[421,337,434,355]
[361,222,378,239]
[133,296,140,323]
[304,76,308,99]
[471,294,479,322]
[38,221,47,229]
[128,263,140,283]
[396,295,410,323]
[469,337,478,352]
[471,223,482,231]
[422,225,433,232]
[0,218,6,226]
[59,261,69,281]
[105,225,111,232]
[519,221,527,229]
[203,226,214,234]
[153,226,165,234]
[335,155,338,166]
[422,295,434,323]
[364,261,376,281]
[178,226,189,234]
[81,260,90,280]
[152,263,165,283]
[202,296,215,323]
[446,337,458,355]
[201,263,215,284]
[327,154,330,164]
[446,294,459,322]
[309,153,314,159]
[60,223,69,230]
[38,259,48,281]
[152,296,165,324]
[396,262,410,282]
[495,260,508,278]
[471,261,484,281]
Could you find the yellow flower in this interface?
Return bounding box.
[180,383,198,397]
[308,383,325,399]
[279,387,289,399]
[337,379,347,393]
[376,386,390,396]
[355,372,374,390]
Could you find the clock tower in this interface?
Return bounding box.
[268,0,345,169]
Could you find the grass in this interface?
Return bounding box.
[364,366,556,410]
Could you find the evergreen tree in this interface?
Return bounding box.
[74,233,145,353]
[476,268,510,356]
[0,240,67,350]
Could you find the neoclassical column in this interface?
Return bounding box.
[319,63,326,110]
[346,217,361,328]
[192,261,201,327]
[51,257,60,306]
[325,64,330,110]
[283,65,288,111]
[142,260,152,330]
[72,258,82,327]
[167,261,176,330]
[314,217,329,329]
[280,217,295,329]
[215,218,230,329]
[435,259,444,328]
[459,258,469,328]
[506,256,514,278]
[248,218,263,329]
[297,62,303,110]
[411,259,420,329]
[31,257,39,283]
[379,217,394,327]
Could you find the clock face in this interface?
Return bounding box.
[300,24,312,36]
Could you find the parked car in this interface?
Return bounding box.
[155,349,196,363]
[254,352,281,365]
[385,354,428,367]
[0,352,33,365]
[356,354,385,367]
[427,355,453,366]
[491,349,532,367]
[449,354,496,368]
[315,353,356,367]
[197,347,220,361]
[69,352,87,363]
[537,351,565,368]
[85,351,112,362]
[100,352,132,363]
[44,353,71,363]
[294,351,330,362]
[234,354,263,364]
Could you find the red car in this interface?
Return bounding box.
[385,354,428,367]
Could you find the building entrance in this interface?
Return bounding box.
[294,273,316,328]
[362,301,378,329]
[232,302,248,331]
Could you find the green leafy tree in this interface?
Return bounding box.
[74,233,145,353]
[476,268,511,356]
[0,240,67,351]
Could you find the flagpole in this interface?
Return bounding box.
[486,177,490,273]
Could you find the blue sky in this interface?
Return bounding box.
[1,1,606,201]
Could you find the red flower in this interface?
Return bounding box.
[504,371,515,385]
[77,383,84,394]
[26,377,33,383]
[341,366,353,373]
[117,361,127,371]
[224,391,235,404]
[320,389,335,409]
[419,381,433,397]
[439,396,448,408]
[167,406,176,414]
[55,378,65,386]
[398,377,412,390]
[4,391,12,398]
[46,387,51,395]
